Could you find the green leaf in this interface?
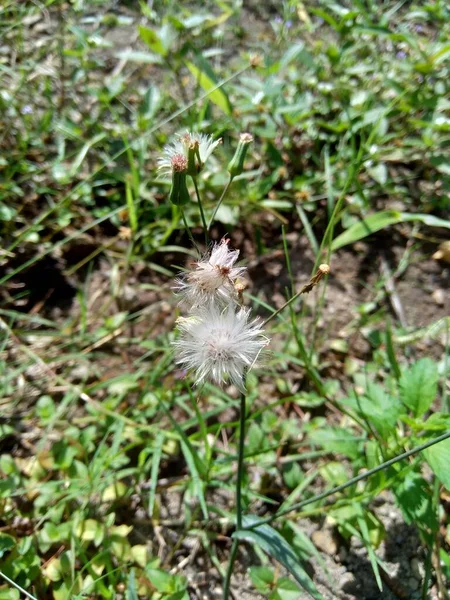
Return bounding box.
[308,426,362,460]
[179,439,208,520]
[367,163,387,185]
[115,50,163,64]
[138,25,167,56]
[126,569,139,600]
[282,462,304,490]
[400,358,438,416]
[237,517,325,600]
[423,437,450,490]
[249,566,275,592]
[149,433,164,517]
[147,569,173,593]
[393,471,438,532]
[331,211,450,250]
[358,382,402,438]
[0,590,19,600]
[185,55,232,116]
[273,578,302,600]
[279,42,315,70]
[0,532,15,558]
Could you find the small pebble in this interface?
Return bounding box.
[410,557,424,580]
[408,576,419,591]
[312,529,339,555]
[432,288,445,306]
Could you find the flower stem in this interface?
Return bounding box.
[192,176,208,245]
[208,175,233,231]
[222,538,239,600]
[180,206,196,248]
[222,392,246,600]
[236,392,246,530]
[262,264,330,328]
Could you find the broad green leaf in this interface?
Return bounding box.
[273,578,302,600]
[400,358,438,416]
[249,566,275,592]
[308,426,362,460]
[282,462,304,490]
[146,569,173,593]
[357,382,402,438]
[185,57,232,115]
[423,437,450,490]
[0,589,19,600]
[319,461,348,486]
[0,532,15,558]
[331,211,450,250]
[393,471,438,532]
[237,517,324,600]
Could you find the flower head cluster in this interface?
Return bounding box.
[174,304,267,392]
[158,131,221,177]
[175,238,245,308]
[173,238,268,390]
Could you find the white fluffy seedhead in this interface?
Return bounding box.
[174,303,267,391]
[175,238,246,309]
[158,131,221,176]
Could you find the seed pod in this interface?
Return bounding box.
[227,133,253,178]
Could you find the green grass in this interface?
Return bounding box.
[1,0,450,599]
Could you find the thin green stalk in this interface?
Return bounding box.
[262,264,329,328]
[180,206,196,248]
[222,392,247,600]
[0,571,38,600]
[236,392,246,529]
[192,176,208,244]
[443,324,449,413]
[222,538,239,600]
[246,429,450,531]
[208,176,233,230]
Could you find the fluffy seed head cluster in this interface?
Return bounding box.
[173,238,268,390]
[158,131,221,176]
[174,304,267,392]
[175,239,245,308]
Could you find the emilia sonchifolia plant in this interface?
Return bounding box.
[158,130,450,600]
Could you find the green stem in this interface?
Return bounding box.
[236,392,246,529]
[262,287,306,328]
[222,538,239,600]
[192,176,208,244]
[207,176,233,231]
[246,429,450,531]
[222,392,246,600]
[180,206,196,248]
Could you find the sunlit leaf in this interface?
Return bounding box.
[332,211,450,250]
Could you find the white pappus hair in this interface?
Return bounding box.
[173,303,268,392]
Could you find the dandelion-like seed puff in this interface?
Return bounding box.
[173,303,268,392]
[158,131,221,176]
[175,238,246,309]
